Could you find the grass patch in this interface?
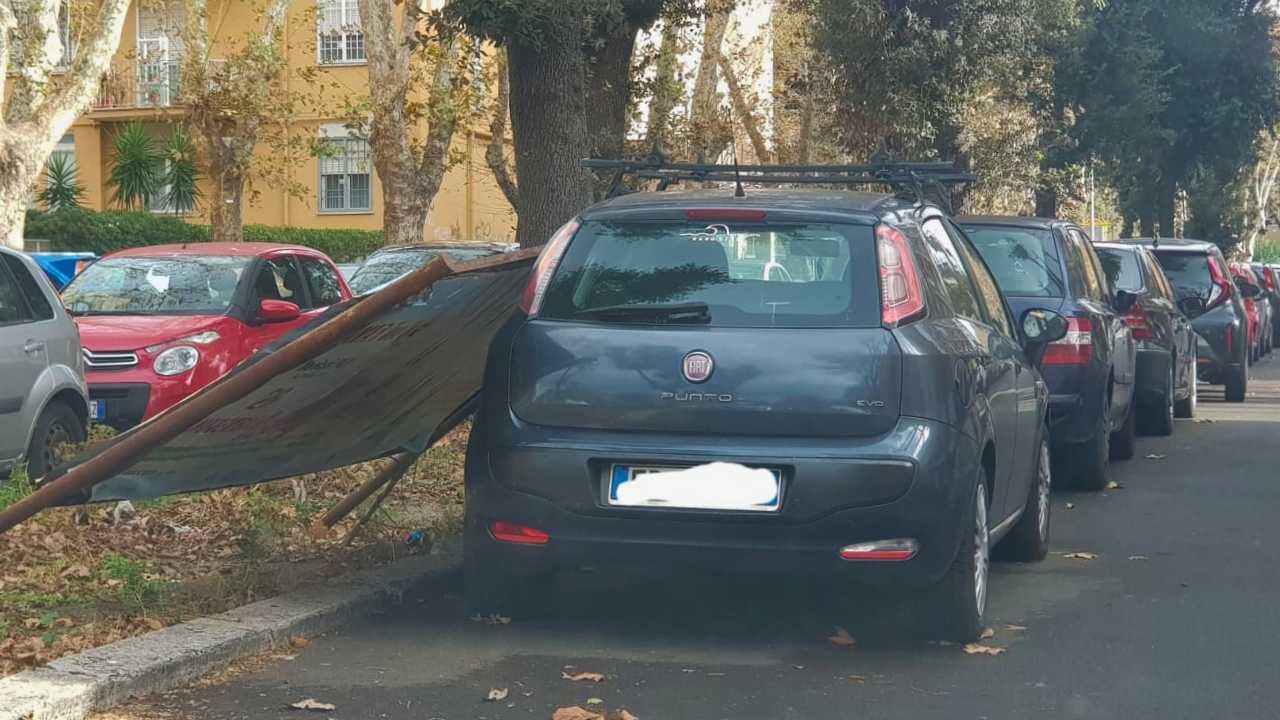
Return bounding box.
[0,465,34,511]
[0,590,71,610]
[98,554,165,613]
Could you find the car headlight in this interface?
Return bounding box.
[153,346,199,376]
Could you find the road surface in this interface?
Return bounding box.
[109,358,1280,720]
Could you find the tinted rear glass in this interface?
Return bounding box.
[540,220,879,327]
[1152,251,1212,299]
[961,225,1064,297]
[1096,248,1143,292]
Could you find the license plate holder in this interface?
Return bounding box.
[607,463,782,512]
[89,400,105,421]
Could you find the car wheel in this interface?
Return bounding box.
[25,401,86,480]
[1141,362,1176,437]
[1110,395,1137,461]
[1225,362,1248,403]
[1072,394,1111,491]
[1174,360,1197,419]
[995,430,1051,563]
[919,479,988,642]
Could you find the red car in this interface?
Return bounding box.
[61,243,352,430]
[1228,262,1265,362]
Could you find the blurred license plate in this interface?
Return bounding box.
[608,463,781,512]
[89,400,105,420]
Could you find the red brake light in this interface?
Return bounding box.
[489,521,550,546]
[519,219,580,317]
[1043,316,1093,365]
[684,209,768,222]
[877,224,925,327]
[1207,257,1232,310]
[1124,303,1153,340]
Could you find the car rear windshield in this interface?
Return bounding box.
[348,248,495,294]
[539,220,879,328]
[961,225,1065,297]
[1096,247,1143,292]
[62,256,252,316]
[1152,251,1212,300]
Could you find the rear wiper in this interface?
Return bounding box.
[574,302,711,324]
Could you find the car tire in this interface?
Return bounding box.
[995,430,1051,563]
[1174,364,1197,419]
[25,401,86,480]
[1225,362,1248,403]
[1110,396,1137,461]
[1140,362,1176,437]
[919,479,989,642]
[1072,395,1111,491]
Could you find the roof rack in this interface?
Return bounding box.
[580,155,978,212]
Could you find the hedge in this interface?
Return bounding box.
[23,209,383,263]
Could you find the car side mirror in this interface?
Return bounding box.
[1021,308,1069,368]
[1239,282,1261,299]
[1177,295,1207,319]
[1113,289,1138,314]
[258,299,301,323]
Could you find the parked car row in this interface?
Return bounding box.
[460,161,1278,643]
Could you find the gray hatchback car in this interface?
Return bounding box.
[0,246,88,479]
[463,163,1069,641]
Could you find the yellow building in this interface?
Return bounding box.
[53,0,516,244]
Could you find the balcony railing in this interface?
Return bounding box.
[94,53,185,111]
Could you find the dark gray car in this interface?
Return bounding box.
[465,179,1067,641]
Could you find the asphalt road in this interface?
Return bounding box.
[114,358,1280,720]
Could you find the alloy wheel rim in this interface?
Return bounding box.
[974,484,990,617]
[1168,366,1176,424]
[43,421,71,470]
[1037,440,1051,541]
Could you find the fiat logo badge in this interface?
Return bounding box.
[682,351,714,384]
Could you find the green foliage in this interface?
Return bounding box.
[1256,236,1280,263]
[39,154,85,212]
[161,126,202,215]
[0,465,34,511]
[108,122,162,210]
[23,208,381,262]
[99,554,164,611]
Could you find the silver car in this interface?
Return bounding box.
[0,246,88,479]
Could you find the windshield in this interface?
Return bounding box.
[961,225,1065,297]
[348,248,496,294]
[1153,251,1213,300]
[539,220,879,328]
[1096,247,1144,292]
[62,256,251,316]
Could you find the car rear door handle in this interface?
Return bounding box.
[23,340,44,355]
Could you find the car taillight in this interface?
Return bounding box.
[1207,257,1232,310]
[1043,316,1093,365]
[877,224,925,327]
[489,521,550,546]
[1124,303,1153,340]
[519,218,580,317]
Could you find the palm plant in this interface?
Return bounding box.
[38,154,85,211]
[161,125,202,215]
[108,121,161,210]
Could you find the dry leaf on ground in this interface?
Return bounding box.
[553,706,604,720]
[143,618,163,631]
[962,643,1007,656]
[486,687,509,701]
[562,671,606,682]
[979,628,995,640]
[1128,555,1149,561]
[289,636,310,649]
[614,711,639,720]
[288,698,336,711]
[1063,552,1097,560]
[1065,502,1075,510]
[1145,454,1167,460]
[1004,624,1028,632]
[847,674,867,684]
[827,626,856,647]
[1106,481,1123,490]
[587,697,605,706]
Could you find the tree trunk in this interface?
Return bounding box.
[382,192,432,246]
[508,35,593,248]
[1139,206,1156,238]
[1035,186,1058,218]
[0,142,43,250]
[486,49,518,209]
[643,22,681,155]
[688,8,730,163]
[1157,181,1176,238]
[719,55,770,163]
[584,29,638,162]
[208,170,245,244]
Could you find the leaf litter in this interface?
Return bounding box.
[962,643,1007,656]
[827,626,857,647]
[485,687,509,702]
[562,671,606,682]
[1063,552,1097,560]
[288,698,336,711]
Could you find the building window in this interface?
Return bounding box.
[317,0,365,64]
[318,126,371,213]
[50,134,75,174]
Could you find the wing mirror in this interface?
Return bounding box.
[1113,289,1138,313]
[258,299,301,323]
[1177,295,1207,319]
[1021,308,1069,368]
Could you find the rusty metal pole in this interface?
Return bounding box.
[318,451,417,529]
[0,248,536,534]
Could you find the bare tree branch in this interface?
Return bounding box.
[718,53,770,163]
[487,48,518,208]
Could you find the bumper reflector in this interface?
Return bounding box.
[490,521,550,546]
[839,539,918,561]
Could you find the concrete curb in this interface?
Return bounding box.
[0,547,461,720]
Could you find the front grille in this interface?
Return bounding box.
[83,348,139,370]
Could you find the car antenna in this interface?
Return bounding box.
[731,134,746,198]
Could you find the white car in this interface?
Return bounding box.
[0,246,88,479]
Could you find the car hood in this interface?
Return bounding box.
[75,315,230,352]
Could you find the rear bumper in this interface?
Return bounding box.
[467,416,979,588]
[87,384,151,432]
